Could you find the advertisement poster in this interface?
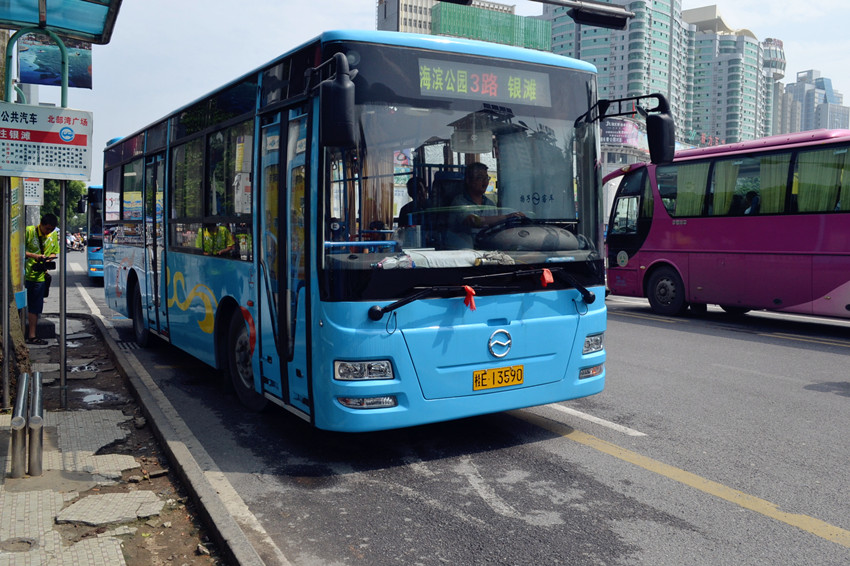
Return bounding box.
[18,34,93,89]
[10,178,26,307]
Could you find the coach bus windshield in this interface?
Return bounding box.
[321,42,601,298]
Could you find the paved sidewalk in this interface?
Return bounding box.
[0,315,227,566]
[0,409,162,565]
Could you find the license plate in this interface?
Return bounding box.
[473,365,524,391]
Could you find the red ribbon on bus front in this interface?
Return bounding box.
[463,285,476,311]
[540,268,554,288]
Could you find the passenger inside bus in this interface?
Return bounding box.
[196,223,236,256]
[744,191,760,215]
[398,177,429,228]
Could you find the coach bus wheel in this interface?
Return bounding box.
[647,267,688,316]
[132,286,150,347]
[227,313,268,412]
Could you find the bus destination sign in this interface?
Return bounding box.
[419,58,551,108]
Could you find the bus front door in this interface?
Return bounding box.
[606,168,652,295]
[257,108,311,418]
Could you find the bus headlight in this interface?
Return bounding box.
[583,333,604,354]
[334,360,394,381]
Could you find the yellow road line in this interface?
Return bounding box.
[517,412,850,548]
[610,311,680,324]
[764,333,850,349]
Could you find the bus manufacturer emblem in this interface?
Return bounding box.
[488,329,512,358]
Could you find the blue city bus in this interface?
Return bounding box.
[102,30,673,432]
[85,184,104,280]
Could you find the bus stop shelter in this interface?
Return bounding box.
[2,0,123,408]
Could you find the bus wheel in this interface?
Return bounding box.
[647,267,688,316]
[227,313,268,412]
[132,286,150,347]
[720,305,750,316]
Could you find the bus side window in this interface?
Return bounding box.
[661,162,710,217]
[794,147,848,213]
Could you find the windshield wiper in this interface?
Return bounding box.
[463,267,596,304]
[367,285,519,321]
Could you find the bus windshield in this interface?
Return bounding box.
[322,43,600,299]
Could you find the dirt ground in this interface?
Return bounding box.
[26,314,228,566]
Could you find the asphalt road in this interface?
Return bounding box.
[61,257,850,565]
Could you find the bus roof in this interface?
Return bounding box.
[106,29,595,152]
[320,30,596,72]
[675,129,850,160]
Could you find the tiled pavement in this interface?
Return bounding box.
[0,408,162,565]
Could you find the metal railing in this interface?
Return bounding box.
[10,372,44,478]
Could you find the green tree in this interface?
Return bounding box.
[42,179,87,232]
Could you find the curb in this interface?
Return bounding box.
[90,315,266,566]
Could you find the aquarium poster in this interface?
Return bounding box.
[18,35,93,89]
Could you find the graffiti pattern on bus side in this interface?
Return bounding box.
[167,267,218,333]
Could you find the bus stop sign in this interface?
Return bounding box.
[0,101,93,181]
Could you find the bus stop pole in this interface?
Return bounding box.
[1,28,70,409]
[60,181,68,408]
[2,176,10,409]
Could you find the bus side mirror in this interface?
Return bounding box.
[647,112,675,165]
[320,53,356,148]
[75,197,86,214]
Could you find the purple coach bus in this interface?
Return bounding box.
[605,129,850,318]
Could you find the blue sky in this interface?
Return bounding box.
[21,0,846,185]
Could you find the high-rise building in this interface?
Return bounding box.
[376,0,550,50]
[541,0,694,142]
[762,38,786,137]
[683,6,766,144]
[782,71,849,132]
[774,86,802,134]
[377,0,513,34]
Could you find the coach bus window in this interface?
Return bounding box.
[711,160,741,215]
[712,154,790,216]
[658,162,710,217]
[758,154,791,214]
[795,146,850,212]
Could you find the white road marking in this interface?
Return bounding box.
[544,404,647,437]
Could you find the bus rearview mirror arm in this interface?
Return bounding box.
[575,93,675,165]
[306,52,358,148]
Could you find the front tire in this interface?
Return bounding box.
[132,285,150,347]
[647,267,688,316]
[227,312,268,412]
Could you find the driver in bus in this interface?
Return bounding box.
[447,162,524,248]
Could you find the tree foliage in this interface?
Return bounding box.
[42,179,87,232]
